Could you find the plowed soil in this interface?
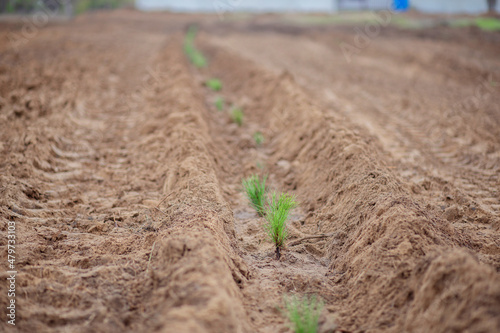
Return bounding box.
[1,10,499,333]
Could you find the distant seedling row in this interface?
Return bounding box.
[206,77,245,127]
[184,27,326,333]
[185,26,250,129]
[184,26,207,68]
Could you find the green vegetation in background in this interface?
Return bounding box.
[286,13,500,32]
[286,12,431,29]
[184,26,208,68]
[264,192,297,259]
[284,295,324,333]
[0,0,133,15]
[254,131,264,145]
[390,16,437,29]
[449,18,475,28]
[75,0,133,15]
[214,96,224,111]
[475,17,500,31]
[3,0,44,14]
[206,78,222,91]
[230,107,243,126]
[449,17,500,31]
[242,174,267,216]
[5,0,15,13]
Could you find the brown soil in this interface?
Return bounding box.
[1,9,499,333]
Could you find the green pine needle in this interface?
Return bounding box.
[264,192,297,250]
[214,96,224,111]
[206,78,222,91]
[284,295,324,333]
[242,174,267,216]
[184,26,207,68]
[231,107,244,126]
[254,131,264,145]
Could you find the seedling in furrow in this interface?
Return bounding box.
[264,192,297,260]
[231,107,244,126]
[254,131,264,145]
[214,96,224,111]
[184,26,207,68]
[206,78,222,91]
[284,295,324,333]
[191,53,207,68]
[242,174,267,216]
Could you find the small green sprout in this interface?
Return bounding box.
[214,96,224,111]
[254,131,264,145]
[242,174,267,216]
[191,53,207,68]
[284,295,324,333]
[264,192,297,259]
[184,26,207,68]
[206,78,222,91]
[185,25,197,43]
[231,107,244,126]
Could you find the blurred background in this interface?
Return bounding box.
[0,0,498,16]
[0,0,133,16]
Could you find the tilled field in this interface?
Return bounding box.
[0,10,499,333]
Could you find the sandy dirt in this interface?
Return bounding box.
[0,9,499,333]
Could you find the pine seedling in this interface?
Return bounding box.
[231,107,244,126]
[254,131,264,145]
[184,26,207,68]
[264,192,297,259]
[242,174,267,216]
[191,52,207,68]
[284,295,324,333]
[214,96,224,111]
[206,78,222,91]
[185,26,197,44]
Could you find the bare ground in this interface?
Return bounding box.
[0,10,499,333]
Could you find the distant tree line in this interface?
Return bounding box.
[488,0,497,12]
[0,0,37,13]
[0,0,134,14]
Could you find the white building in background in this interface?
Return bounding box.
[411,0,499,14]
[135,0,498,14]
[136,0,337,12]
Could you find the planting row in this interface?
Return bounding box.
[184,26,327,333]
